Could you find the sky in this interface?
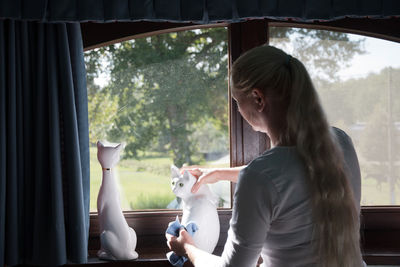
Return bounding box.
[337,34,400,80]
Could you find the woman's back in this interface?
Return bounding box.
[255,147,314,266]
[224,128,361,267]
[166,45,363,267]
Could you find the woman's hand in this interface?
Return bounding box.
[180,167,221,193]
[166,229,196,256]
[180,166,245,193]
[190,169,220,194]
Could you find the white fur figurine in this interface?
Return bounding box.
[96,141,138,260]
[170,165,220,253]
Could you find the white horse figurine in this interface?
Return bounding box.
[96,141,138,260]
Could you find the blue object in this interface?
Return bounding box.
[166,217,198,267]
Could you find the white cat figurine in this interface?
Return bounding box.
[170,165,220,253]
[96,141,138,260]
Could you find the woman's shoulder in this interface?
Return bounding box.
[331,127,355,150]
[249,146,299,170]
[241,146,302,184]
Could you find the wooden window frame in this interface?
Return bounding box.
[85,20,400,266]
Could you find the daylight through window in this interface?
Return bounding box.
[85,27,230,211]
[270,26,400,205]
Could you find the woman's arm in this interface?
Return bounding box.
[166,229,221,266]
[167,167,273,267]
[181,166,246,193]
[167,232,264,267]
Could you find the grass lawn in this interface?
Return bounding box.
[90,147,175,211]
[90,147,231,211]
[359,161,400,205]
[360,175,399,205]
[89,147,398,211]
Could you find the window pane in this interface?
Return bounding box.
[270,27,400,205]
[85,27,230,211]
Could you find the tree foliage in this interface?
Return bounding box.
[314,66,400,203]
[85,27,367,167]
[270,27,365,85]
[85,28,228,166]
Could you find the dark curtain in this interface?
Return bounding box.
[0,0,399,23]
[0,20,90,266]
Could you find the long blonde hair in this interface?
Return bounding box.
[231,45,362,267]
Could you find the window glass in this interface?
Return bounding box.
[85,27,230,211]
[270,26,400,205]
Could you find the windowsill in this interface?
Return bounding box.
[88,210,229,266]
[75,252,400,267]
[363,252,400,265]
[69,257,194,267]
[83,246,227,267]
[87,257,168,263]
[87,208,400,266]
[87,257,181,263]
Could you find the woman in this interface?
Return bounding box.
[166,45,363,267]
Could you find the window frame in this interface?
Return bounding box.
[85,20,400,265]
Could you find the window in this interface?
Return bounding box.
[84,21,400,264]
[269,26,400,205]
[84,27,230,211]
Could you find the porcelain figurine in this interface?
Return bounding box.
[169,165,220,253]
[96,141,138,260]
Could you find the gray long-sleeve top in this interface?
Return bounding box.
[198,128,362,267]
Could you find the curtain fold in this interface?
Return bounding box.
[0,0,399,23]
[0,20,90,266]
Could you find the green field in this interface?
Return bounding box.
[89,147,400,211]
[90,147,176,211]
[359,166,400,206]
[90,147,231,211]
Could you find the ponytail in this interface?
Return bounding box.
[232,45,362,267]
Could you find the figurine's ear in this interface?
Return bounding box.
[183,170,196,183]
[171,165,180,178]
[115,143,124,151]
[97,141,104,148]
[183,170,190,181]
[187,171,197,184]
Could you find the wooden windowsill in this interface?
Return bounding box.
[69,257,193,267]
[88,210,228,267]
[87,207,400,266]
[363,252,400,265]
[74,252,400,267]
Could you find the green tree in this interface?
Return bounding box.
[86,27,366,166]
[90,28,228,166]
[269,27,366,127]
[87,92,118,145]
[85,48,119,145]
[317,67,400,203]
[270,27,365,85]
[357,68,400,203]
